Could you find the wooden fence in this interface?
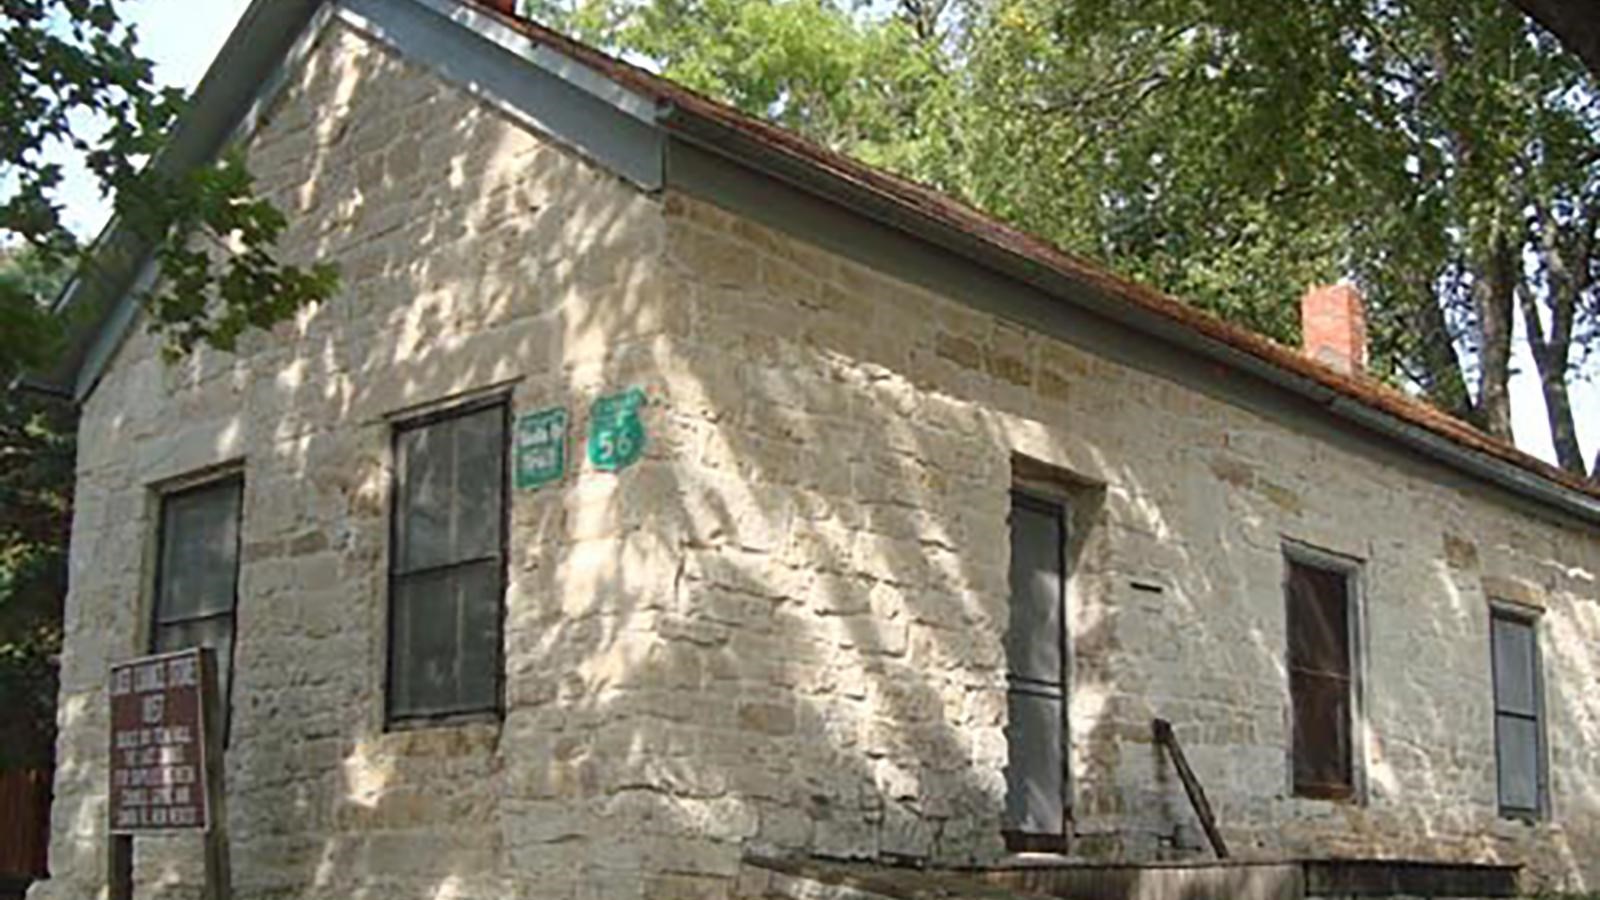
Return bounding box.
[0,768,50,879]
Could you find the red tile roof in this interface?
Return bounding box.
[464,0,1600,503]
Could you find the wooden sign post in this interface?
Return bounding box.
[107,647,230,899]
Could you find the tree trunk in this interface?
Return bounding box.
[1523,203,1594,476]
[1473,232,1517,442]
[1508,0,1600,82]
[1533,350,1586,474]
[1413,289,1477,424]
[1429,21,1517,441]
[1517,285,1583,473]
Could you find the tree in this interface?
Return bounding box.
[3,0,338,358]
[1,2,340,768]
[524,0,950,168]
[1510,0,1600,81]
[961,0,1600,475]
[0,248,71,771]
[534,0,1600,480]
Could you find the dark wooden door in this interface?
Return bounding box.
[0,768,51,881]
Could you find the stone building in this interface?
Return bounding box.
[24,0,1600,897]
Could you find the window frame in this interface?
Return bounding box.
[1001,488,1071,853]
[1489,603,1550,822]
[383,394,511,730]
[1281,542,1366,804]
[148,472,245,743]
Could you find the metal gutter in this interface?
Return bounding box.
[659,108,1600,528]
[9,375,74,401]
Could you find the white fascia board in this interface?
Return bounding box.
[72,260,159,403]
[407,0,659,123]
[231,3,342,148]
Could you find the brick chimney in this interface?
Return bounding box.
[1300,283,1367,375]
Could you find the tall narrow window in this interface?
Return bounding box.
[1002,491,1067,849]
[388,399,507,724]
[1491,609,1546,819]
[1285,555,1356,800]
[153,476,244,723]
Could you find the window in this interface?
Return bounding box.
[1002,491,1068,849]
[1491,609,1547,819]
[152,476,243,726]
[1285,554,1357,801]
[387,399,508,724]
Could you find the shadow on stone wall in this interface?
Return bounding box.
[36,11,1600,900]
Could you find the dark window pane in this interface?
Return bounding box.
[391,561,500,718]
[1496,714,1541,813]
[1003,493,1068,837]
[452,406,504,564]
[157,481,242,622]
[1492,617,1538,717]
[1286,561,1349,677]
[153,477,241,740]
[1490,612,1544,818]
[155,617,235,711]
[1291,670,1352,797]
[389,401,506,723]
[1286,556,1354,800]
[392,568,456,717]
[1006,499,1063,685]
[455,562,501,710]
[397,422,453,573]
[397,407,504,574]
[1004,688,1064,835]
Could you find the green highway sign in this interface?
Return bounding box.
[515,407,568,489]
[587,388,646,471]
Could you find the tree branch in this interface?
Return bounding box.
[1507,0,1600,82]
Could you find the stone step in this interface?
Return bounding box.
[739,856,1522,900]
[980,858,1521,900]
[1303,858,1520,898]
[978,860,1300,900]
[738,856,1060,900]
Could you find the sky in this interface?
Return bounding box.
[50,1,1600,470]
[52,0,252,237]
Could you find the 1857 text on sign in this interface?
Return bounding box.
[108,648,214,833]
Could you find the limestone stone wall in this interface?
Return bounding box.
[35,13,1600,900]
[655,192,1600,891]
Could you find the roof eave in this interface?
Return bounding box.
[658,105,1600,528]
[30,0,328,404]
